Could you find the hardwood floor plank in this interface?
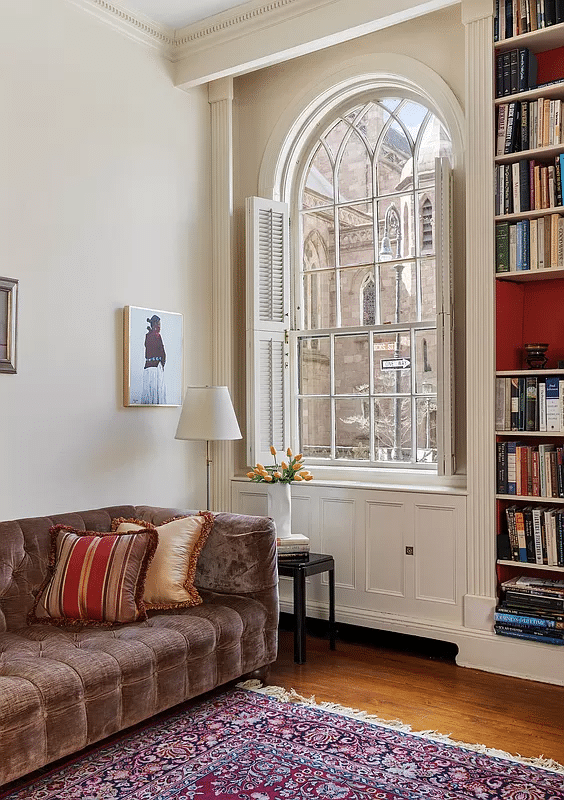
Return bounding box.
[270,628,564,765]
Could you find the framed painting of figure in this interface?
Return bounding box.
[123,306,183,407]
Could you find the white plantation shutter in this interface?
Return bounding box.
[246,196,290,467]
[435,157,455,476]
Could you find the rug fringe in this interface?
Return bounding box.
[237,680,564,775]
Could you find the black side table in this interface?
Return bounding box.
[277,552,336,664]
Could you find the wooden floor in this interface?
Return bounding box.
[270,624,564,765]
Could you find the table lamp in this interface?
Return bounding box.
[175,385,242,510]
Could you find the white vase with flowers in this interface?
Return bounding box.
[247,447,313,540]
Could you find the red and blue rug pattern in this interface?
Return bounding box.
[1,686,563,799]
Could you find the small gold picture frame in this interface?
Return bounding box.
[0,277,18,374]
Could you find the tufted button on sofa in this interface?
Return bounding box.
[0,505,278,787]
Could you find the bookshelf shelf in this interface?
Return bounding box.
[495,22,564,53]
[496,369,564,376]
[495,206,564,222]
[497,559,564,572]
[495,144,564,164]
[495,266,564,280]
[495,81,564,106]
[496,430,564,435]
[497,493,564,501]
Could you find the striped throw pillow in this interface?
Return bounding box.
[29,524,158,626]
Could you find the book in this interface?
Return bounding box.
[496,103,508,154]
[524,375,537,429]
[502,575,564,596]
[494,627,564,645]
[495,608,564,628]
[495,221,510,273]
[497,441,508,493]
[545,376,560,431]
[507,440,517,493]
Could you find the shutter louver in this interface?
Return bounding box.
[435,157,455,476]
[246,197,290,467]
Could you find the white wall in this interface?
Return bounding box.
[0,1,212,519]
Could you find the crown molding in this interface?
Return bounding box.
[173,0,334,58]
[64,0,176,55]
[65,0,338,61]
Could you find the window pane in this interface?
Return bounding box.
[373,332,411,394]
[374,397,411,462]
[299,337,330,395]
[415,329,437,395]
[304,144,334,205]
[377,121,413,194]
[303,270,336,329]
[418,189,435,256]
[324,119,349,159]
[338,203,373,267]
[299,398,331,458]
[334,334,369,394]
[397,101,429,141]
[417,117,451,189]
[420,258,436,320]
[356,102,391,151]
[339,267,375,327]
[378,262,417,325]
[337,131,372,201]
[336,398,370,460]
[303,211,335,270]
[416,397,438,463]
[377,196,414,260]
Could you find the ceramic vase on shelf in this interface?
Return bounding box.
[267,482,292,539]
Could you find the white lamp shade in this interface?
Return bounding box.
[175,386,242,441]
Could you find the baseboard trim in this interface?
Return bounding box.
[279,601,564,686]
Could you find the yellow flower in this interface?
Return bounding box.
[281,461,288,470]
[273,471,282,479]
[256,463,265,471]
[299,470,310,477]
[294,474,303,481]
[264,475,273,482]
[246,472,255,478]
[287,447,293,457]
[259,469,269,477]
[295,453,303,461]
[270,445,277,456]
[305,475,313,481]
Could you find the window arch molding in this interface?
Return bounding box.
[258,53,464,204]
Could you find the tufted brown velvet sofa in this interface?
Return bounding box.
[0,505,278,787]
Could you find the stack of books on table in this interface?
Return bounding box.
[277,534,310,560]
[495,576,564,646]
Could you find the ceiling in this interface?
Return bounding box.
[117,0,249,29]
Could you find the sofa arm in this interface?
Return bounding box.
[195,512,278,595]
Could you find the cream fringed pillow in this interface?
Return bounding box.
[111,513,214,610]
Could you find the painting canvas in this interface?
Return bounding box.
[124,306,183,407]
[0,277,18,373]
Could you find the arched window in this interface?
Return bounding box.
[296,97,451,467]
[247,62,460,475]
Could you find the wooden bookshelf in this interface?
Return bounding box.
[493,16,564,643]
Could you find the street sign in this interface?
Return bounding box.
[381,358,411,370]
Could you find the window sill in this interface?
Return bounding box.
[233,467,467,495]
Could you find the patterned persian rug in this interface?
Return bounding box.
[1,682,563,799]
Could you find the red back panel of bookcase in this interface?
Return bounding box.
[536,46,564,85]
[496,278,564,370]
